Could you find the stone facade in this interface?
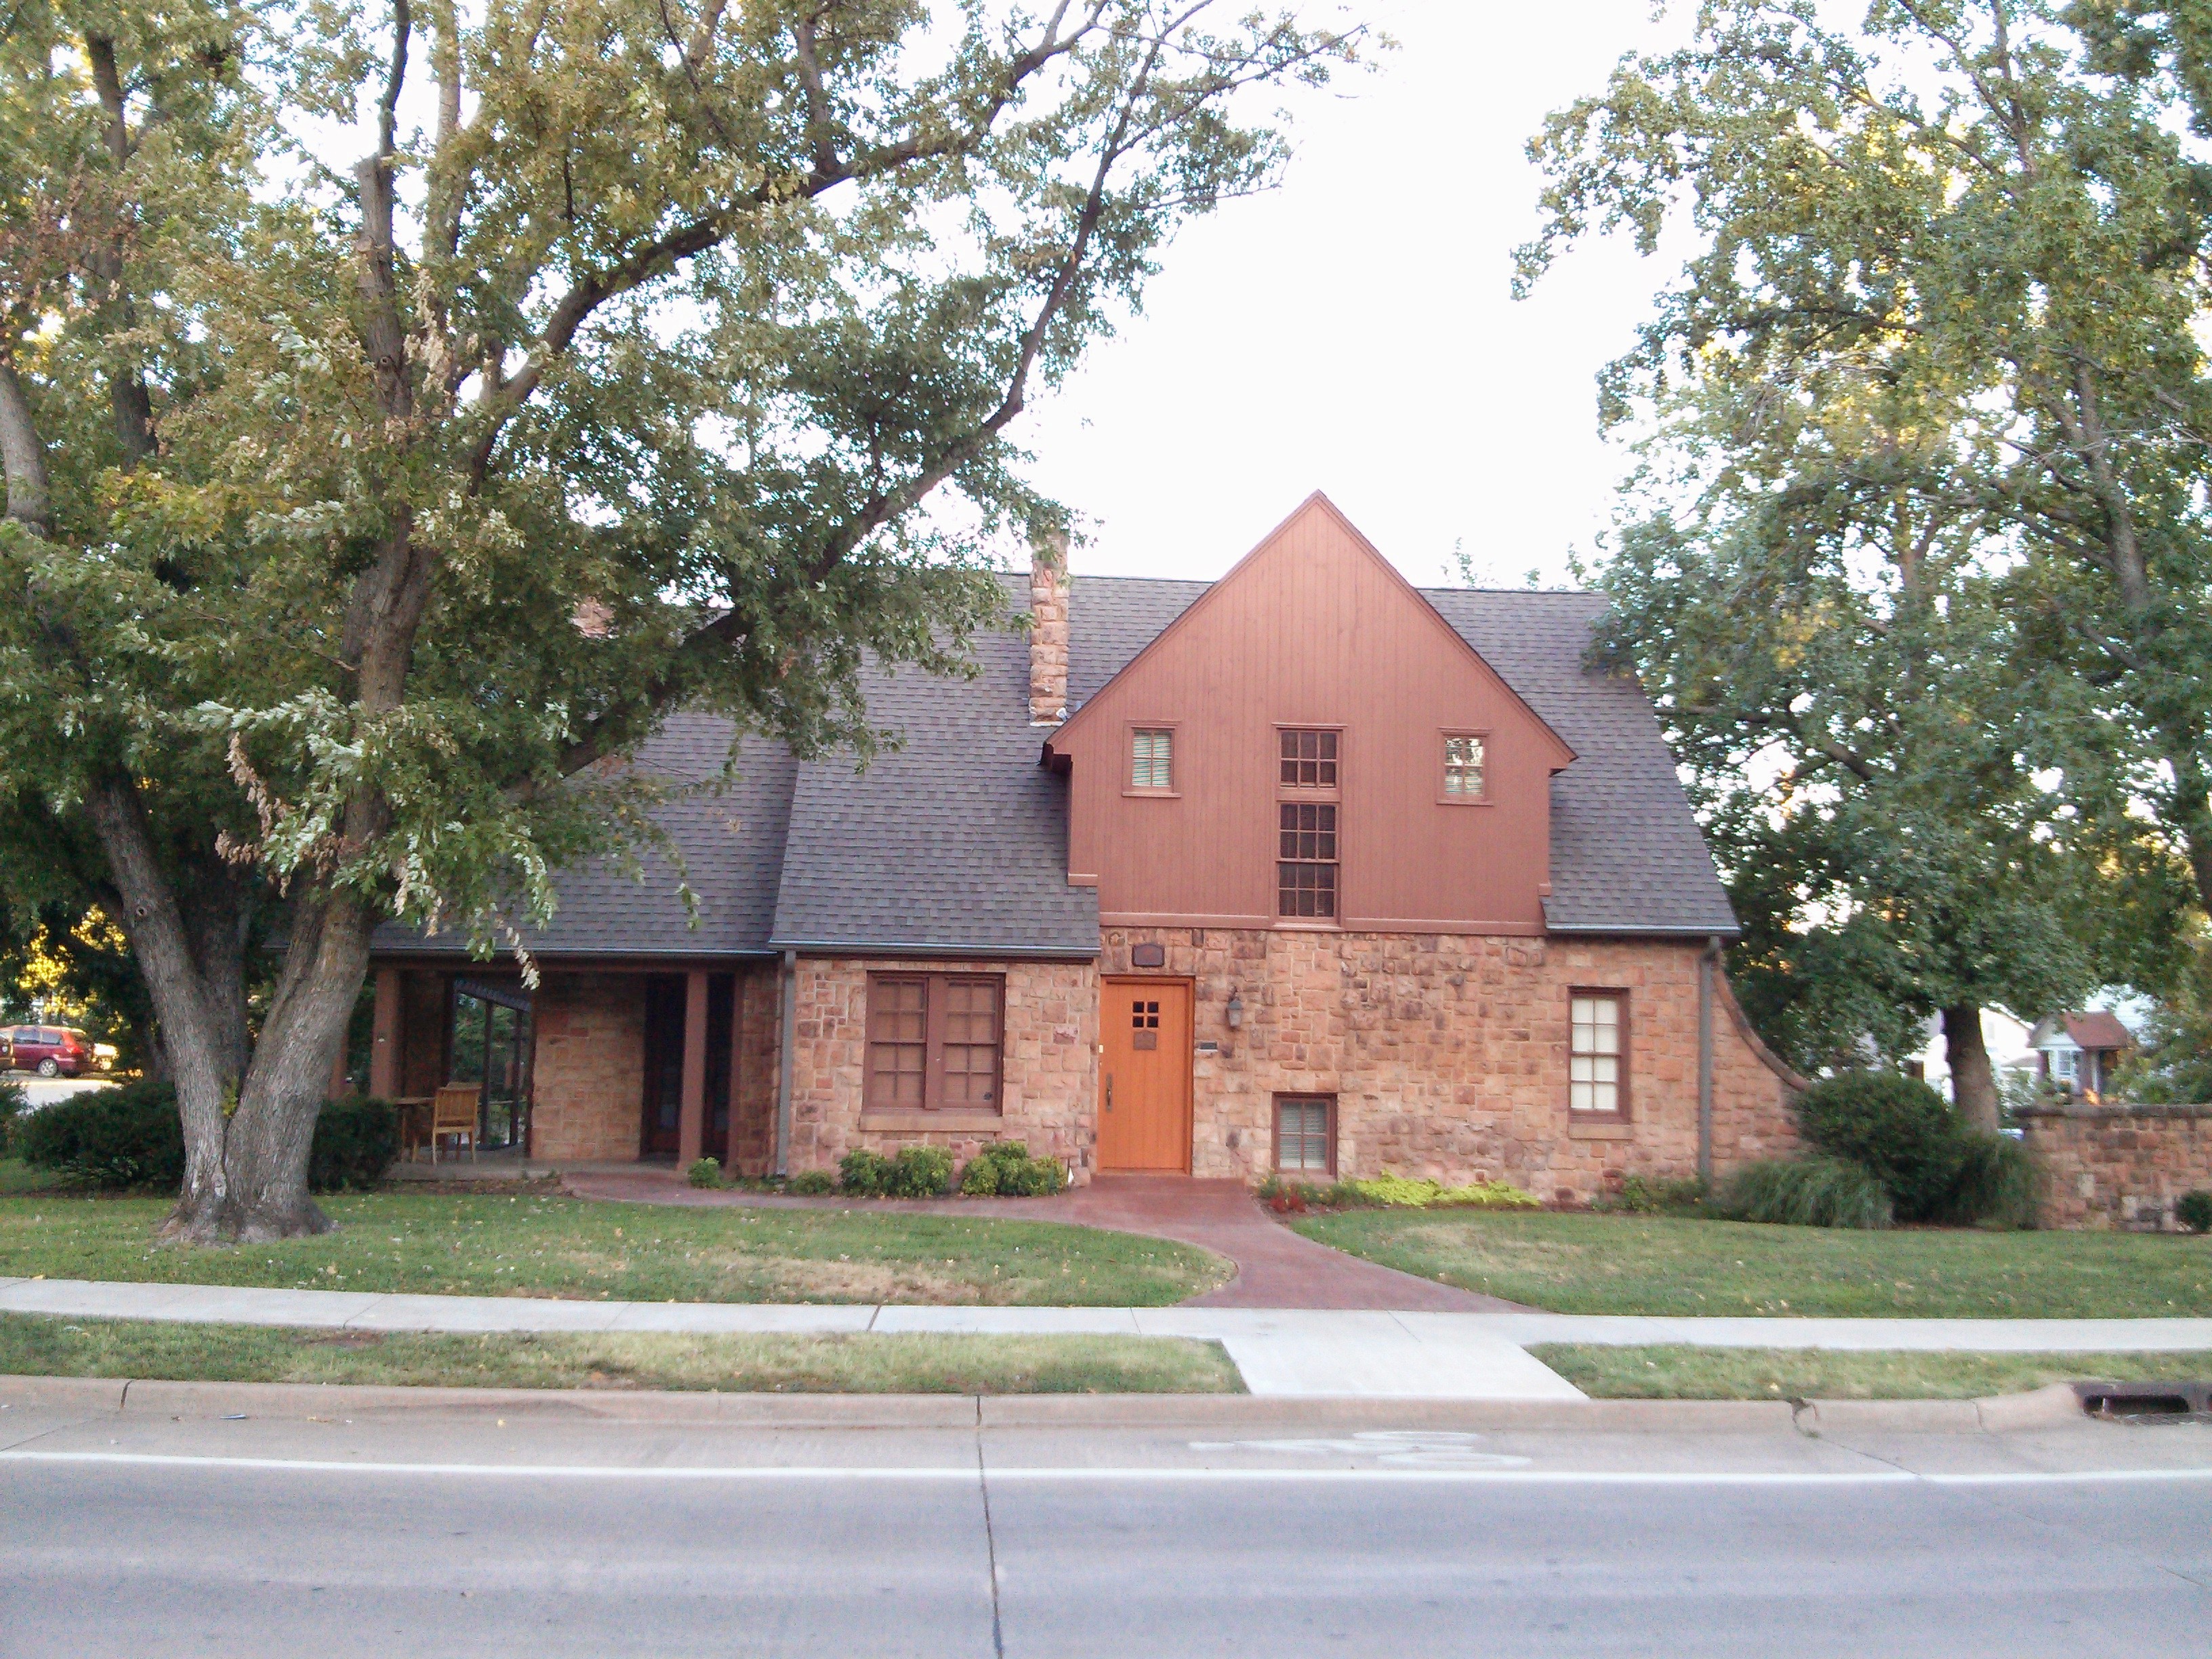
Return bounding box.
[724,964,783,1176]
[2018,1103,2212,1231]
[785,956,1099,1179]
[1101,927,1801,1201]
[529,972,647,1162]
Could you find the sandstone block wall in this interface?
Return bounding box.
[2018,1104,2212,1231]
[1099,928,1801,1202]
[787,956,1099,1180]
[529,972,647,1161]
[726,964,781,1176]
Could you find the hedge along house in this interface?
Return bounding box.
[365,494,1803,1197]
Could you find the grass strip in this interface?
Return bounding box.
[1290,1209,2212,1317]
[1532,1343,2212,1400]
[0,1313,1244,1394]
[0,1179,1229,1307]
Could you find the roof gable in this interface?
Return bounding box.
[1052,493,1574,769]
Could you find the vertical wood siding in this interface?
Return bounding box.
[1053,497,1570,933]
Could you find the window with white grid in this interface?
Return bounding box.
[1570,994,1624,1114]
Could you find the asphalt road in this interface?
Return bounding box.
[3,1399,2209,1656]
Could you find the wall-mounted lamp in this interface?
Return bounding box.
[1225,990,1244,1029]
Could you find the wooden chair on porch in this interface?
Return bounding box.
[427,1084,481,1164]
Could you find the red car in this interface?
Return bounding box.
[2,1025,94,1078]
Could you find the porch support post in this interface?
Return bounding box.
[724,972,746,1170]
[678,968,709,1167]
[369,967,401,1100]
[1697,937,1719,1185]
[775,949,797,1178]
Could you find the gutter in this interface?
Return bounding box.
[764,939,1100,960]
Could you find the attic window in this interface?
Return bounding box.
[1443,733,1487,799]
[1279,729,1338,789]
[1130,727,1174,791]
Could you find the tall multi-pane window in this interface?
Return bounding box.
[1130,727,1174,790]
[1278,803,1338,917]
[1443,733,1486,799]
[1569,993,1624,1114]
[865,974,1004,1111]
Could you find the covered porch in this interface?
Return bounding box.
[362,957,790,1172]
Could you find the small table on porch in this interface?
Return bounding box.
[391,1097,434,1162]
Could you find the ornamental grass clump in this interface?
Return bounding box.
[1716,1157,1894,1230]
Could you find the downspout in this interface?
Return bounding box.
[1697,935,1721,1185]
[775,949,797,1178]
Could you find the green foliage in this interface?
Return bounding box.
[17,1084,396,1195]
[2110,937,2212,1104]
[882,1146,955,1200]
[1795,1071,2041,1227]
[15,1080,185,1192]
[1342,1174,1542,1210]
[957,1141,1065,1197]
[0,1080,22,1153]
[308,1098,400,1195]
[687,1157,723,1189]
[1520,0,2212,1074]
[783,1170,836,1197]
[1716,1158,1895,1230]
[837,1149,893,1198]
[1597,1173,1711,1216]
[2177,1192,2212,1235]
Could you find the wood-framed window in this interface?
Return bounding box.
[1569,991,1627,1115]
[1278,802,1338,918]
[865,973,1004,1111]
[1279,727,1339,790]
[1441,731,1488,802]
[1274,1095,1335,1174]
[1128,725,1175,792]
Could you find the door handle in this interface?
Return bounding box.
[1105,1075,1113,1111]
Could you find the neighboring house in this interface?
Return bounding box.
[366,494,1802,1198]
[1905,1009,2034,1102]
[2026,1012,2135,1101]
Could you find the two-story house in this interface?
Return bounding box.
[365,494,1802,1197]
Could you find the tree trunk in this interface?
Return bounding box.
[1944,1004,2001,1132]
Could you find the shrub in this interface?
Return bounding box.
[957,1141,1065,1197]
[307,1097,400,1193]
[2177,1191,2212,1235]
[1004,1153,1067,1195]
[687,1156,723,1189]
[1599,1172,1711,1216]
[1334,1173,1542,1210]
[15,1078,185,1191]
[838,1147,893,1197]
[1795,1071,1967,1221]
[0,1078,24,1153]
[784,1168,836,1195]
[1716,1157,1893,1229]
[883,1145,955,1198]
[1942,1132,2041,1230]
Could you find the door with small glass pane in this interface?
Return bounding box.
[1098,979,1191,1172]
[448,982,532,1151]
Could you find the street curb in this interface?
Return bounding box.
[0,1372,2103,1432]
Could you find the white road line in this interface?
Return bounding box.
[5,1449,2211,1486]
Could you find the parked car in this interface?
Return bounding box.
[1,1025,95,1077]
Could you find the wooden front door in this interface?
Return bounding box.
[1098,979,1193,1172]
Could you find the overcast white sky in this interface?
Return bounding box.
[1017,0,1697,590]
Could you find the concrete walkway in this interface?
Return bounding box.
[7,1276,2211,1400]
[561,1169,1522,1312]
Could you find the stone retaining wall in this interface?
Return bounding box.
[2016,1103,2212,1231]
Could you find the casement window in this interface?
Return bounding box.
[865,973,1004,1111]
[1130,726,1174,791]
[1569,992,1626,1115]
[1279,728,1338,789]
[1442,733,1487,800]
[1275,1095,1335,1174]
[1278,802,1338,918]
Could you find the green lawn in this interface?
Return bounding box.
[0,1189,1230,1306]
[1534,1343,2212,1401]
[1290,1209,2212,1317]
[0,1313,1242,1393]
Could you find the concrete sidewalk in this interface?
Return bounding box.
[7,1276,2212,1399]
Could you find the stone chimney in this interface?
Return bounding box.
[1028,530,1069,725]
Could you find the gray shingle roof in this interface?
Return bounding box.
[374,572,1730,961]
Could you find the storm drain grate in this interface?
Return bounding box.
[2074,1380,2212,1420]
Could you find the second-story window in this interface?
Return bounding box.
[1279,729,1338,788]
[1443,733,1486,799]
[1130,727,1174,790]
[1279,802,1338,917]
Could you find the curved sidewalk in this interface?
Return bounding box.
[560,1169,1521,1313]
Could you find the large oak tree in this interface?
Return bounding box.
[0,0,1367,1238]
